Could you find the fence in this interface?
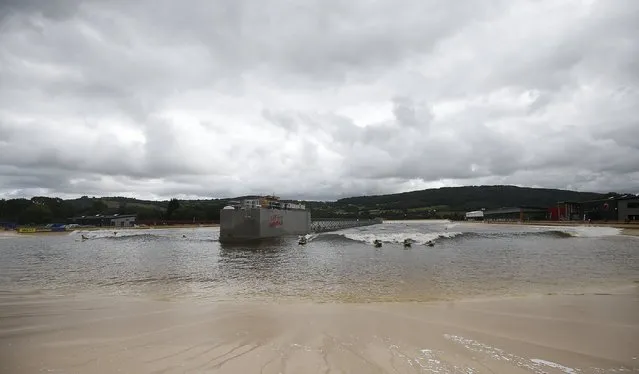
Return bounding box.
[310,218,383,233]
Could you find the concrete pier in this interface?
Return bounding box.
[310,218,383,233]
[219,208,311,243]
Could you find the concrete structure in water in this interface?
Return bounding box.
[219,195,383,243]
[219,195,312,243]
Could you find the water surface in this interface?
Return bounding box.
[1,221,637,302]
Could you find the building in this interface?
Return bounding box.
[111,214,137,227]
[547,195,639,222]
[241,199,262,209]
[483,206,549,222]
[69,214,137,227]
[549,201,583,221]
[282,202,306,210]
[619,197,639,221]
[233,196,306,211]
[582,196,639,222]
[465,210,484,220]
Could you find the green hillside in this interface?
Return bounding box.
[0,185,623,224]
[337,185,615,211]
[326,185,619,220]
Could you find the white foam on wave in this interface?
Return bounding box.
[71,229,155,239]
[530,359,579,374]
[444,334,583,374]
[338,230,463,245]
[384,219,452,225]
[534,225,621,238]
[71,227,219,240]
[300,233,320,242]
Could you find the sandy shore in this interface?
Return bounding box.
[622,228,639,237]
[0,224,220,237]
[1,288,637,373]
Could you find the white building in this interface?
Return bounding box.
[241,199,262,209]
[283,202,306,210]
[111,214,137,227]
[465,210,484,220]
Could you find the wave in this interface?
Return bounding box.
[480,230,575,239]
[536,226,621,238]
[384,219,452,224]
[321,229,580,245]
[74,231,219,242]
[334,231,464,245]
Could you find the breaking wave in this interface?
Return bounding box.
[328,231,464,245]
[319,229,588,245]
[71,229,219,242]
[535,226,621,237]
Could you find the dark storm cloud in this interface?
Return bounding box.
[0,0,638,200]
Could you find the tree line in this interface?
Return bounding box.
[0,196,229,225]
[0,185,624,226]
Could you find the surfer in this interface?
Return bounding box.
[403,238,412,248]
[373,239,382,248]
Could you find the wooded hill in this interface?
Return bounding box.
[311,185,620,220]
[0,185,623,224]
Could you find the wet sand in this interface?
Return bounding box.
[622,228,639,237]
[2,288,638,373]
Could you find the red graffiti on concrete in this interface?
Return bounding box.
[269,215,283,227]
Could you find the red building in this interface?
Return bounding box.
[548,202,583,221]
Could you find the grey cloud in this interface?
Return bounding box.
[0,0,638,200]
[1,0,82,21]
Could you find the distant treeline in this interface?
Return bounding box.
[0,185,623,225]
[0,196,229,225]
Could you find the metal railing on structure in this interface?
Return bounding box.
[310,218,383,233]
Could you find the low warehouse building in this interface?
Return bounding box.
[111,214,137,227]
[619,197,639,221]
[549,201,583,221]
[483,207,548,222]
[465,210,484,221]
[69,214,137,227]
[582,196,639,222]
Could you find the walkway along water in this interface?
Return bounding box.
[310,218,384,233]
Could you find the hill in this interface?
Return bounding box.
[309,185,620,220]
[337,185,616,211]
[0,185,623,225]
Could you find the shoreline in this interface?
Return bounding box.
[1,287,637,373]
[1,224,220,237]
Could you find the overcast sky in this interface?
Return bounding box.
[1,0,638,201]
